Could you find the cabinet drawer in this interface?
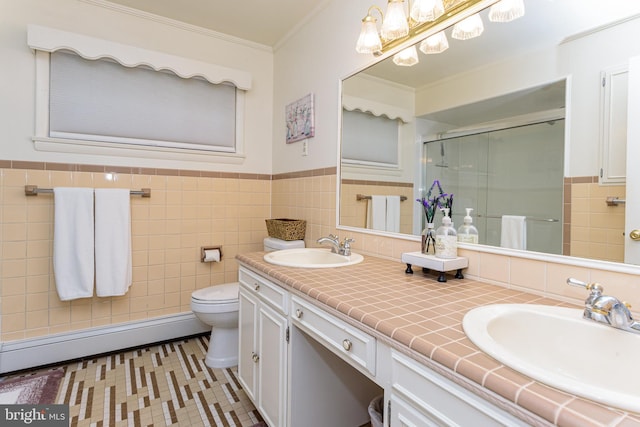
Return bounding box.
[239,267,288,315]
[291,296,376,376]
[390,350,526,426]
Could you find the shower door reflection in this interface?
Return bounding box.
[423,120,565,255]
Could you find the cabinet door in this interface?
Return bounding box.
[389,394,442,427]
[257,303,288,427]
[238,287,258,402]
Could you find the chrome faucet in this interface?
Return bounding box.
[316,234,354,256]
[567,278,640,333]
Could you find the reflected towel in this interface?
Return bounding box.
[500,215,527,250]
[385,195,400,233]
[53,187,94,301]
[370,195,387,231]
[95,189,132,297]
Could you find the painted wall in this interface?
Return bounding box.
[0,0,274,174]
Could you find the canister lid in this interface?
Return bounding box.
[264,237,305,250]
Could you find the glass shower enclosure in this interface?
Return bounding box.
[422,119,565,255]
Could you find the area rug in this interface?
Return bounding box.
[0,368,65,404]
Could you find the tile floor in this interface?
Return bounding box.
[54,334,263,427]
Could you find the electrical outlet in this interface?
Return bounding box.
[302,140,309,156]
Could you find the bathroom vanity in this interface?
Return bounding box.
[236,252,640,427]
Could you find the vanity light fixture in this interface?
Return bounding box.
[355,0,474,55]
[393,45,420,65]
[356,0,525,65]
[488,0,525,22]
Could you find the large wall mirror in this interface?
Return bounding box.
[339,0,640,265]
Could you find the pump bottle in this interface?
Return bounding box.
[435,208,457,259]
[457,208,479,244]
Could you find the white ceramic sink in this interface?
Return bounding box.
[463,304,640,413]
[263,248,363,268]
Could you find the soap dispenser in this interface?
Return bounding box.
[435,208,457,259]
[457,208,479,244]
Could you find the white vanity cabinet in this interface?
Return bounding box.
[238,267,289,427]
[382,348,528,427]
[237,264,533,427]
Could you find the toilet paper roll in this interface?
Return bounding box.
[203,249,221,262]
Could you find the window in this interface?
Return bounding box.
[341,109,400,167]
[50,51,237,153]
[28,25,252,160]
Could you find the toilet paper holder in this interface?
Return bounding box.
[201,246,223,262]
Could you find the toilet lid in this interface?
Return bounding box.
[192,282,239,303]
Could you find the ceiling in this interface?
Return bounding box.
[104,0,328,47]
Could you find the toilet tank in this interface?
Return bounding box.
[264,237,305,252]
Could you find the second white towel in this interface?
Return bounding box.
[385,195,400,233]
[95,188,132,297]
[500,215,527,250]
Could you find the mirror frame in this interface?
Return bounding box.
[336,0,640,276]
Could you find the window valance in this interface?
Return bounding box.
[27,25,252,90]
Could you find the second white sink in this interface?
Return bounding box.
[463,304,640,413]
[263,248,363,268]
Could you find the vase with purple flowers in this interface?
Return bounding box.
[417,180,447,255]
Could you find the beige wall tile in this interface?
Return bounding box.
[478,253,510,284]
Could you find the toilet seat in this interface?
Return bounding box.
[191,282,239,304]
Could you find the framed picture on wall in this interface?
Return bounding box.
[285,93,315,143]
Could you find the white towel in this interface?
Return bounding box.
[371,195,387,231]
[385,195,400,233]
[53,187,95,301]
[500,215,527,250]
[95,189,132,297]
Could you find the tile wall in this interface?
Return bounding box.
[568,176,626,263]
[0,161,270,342]
[1,163,637,344]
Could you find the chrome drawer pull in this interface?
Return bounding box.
[342,339,352,351]
[252,352,260,363]
[295,309,303,319]
[254,283,260,291]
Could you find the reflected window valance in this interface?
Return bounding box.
[342,95,412,123]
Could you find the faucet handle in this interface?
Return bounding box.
[566,278,603,294]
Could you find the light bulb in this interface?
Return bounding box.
[419,31,449,54]
[489,0,525,23]
[381,0,409,41]
[452,13,484,40]
[410,0,444,24]
[392,45,419,66]
[355,15,382,53]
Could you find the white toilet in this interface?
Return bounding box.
[191,282,240,368]
[191,237,305,369]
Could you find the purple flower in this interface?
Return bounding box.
[417,180,454,222]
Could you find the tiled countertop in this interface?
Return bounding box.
[236,251,640,427]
